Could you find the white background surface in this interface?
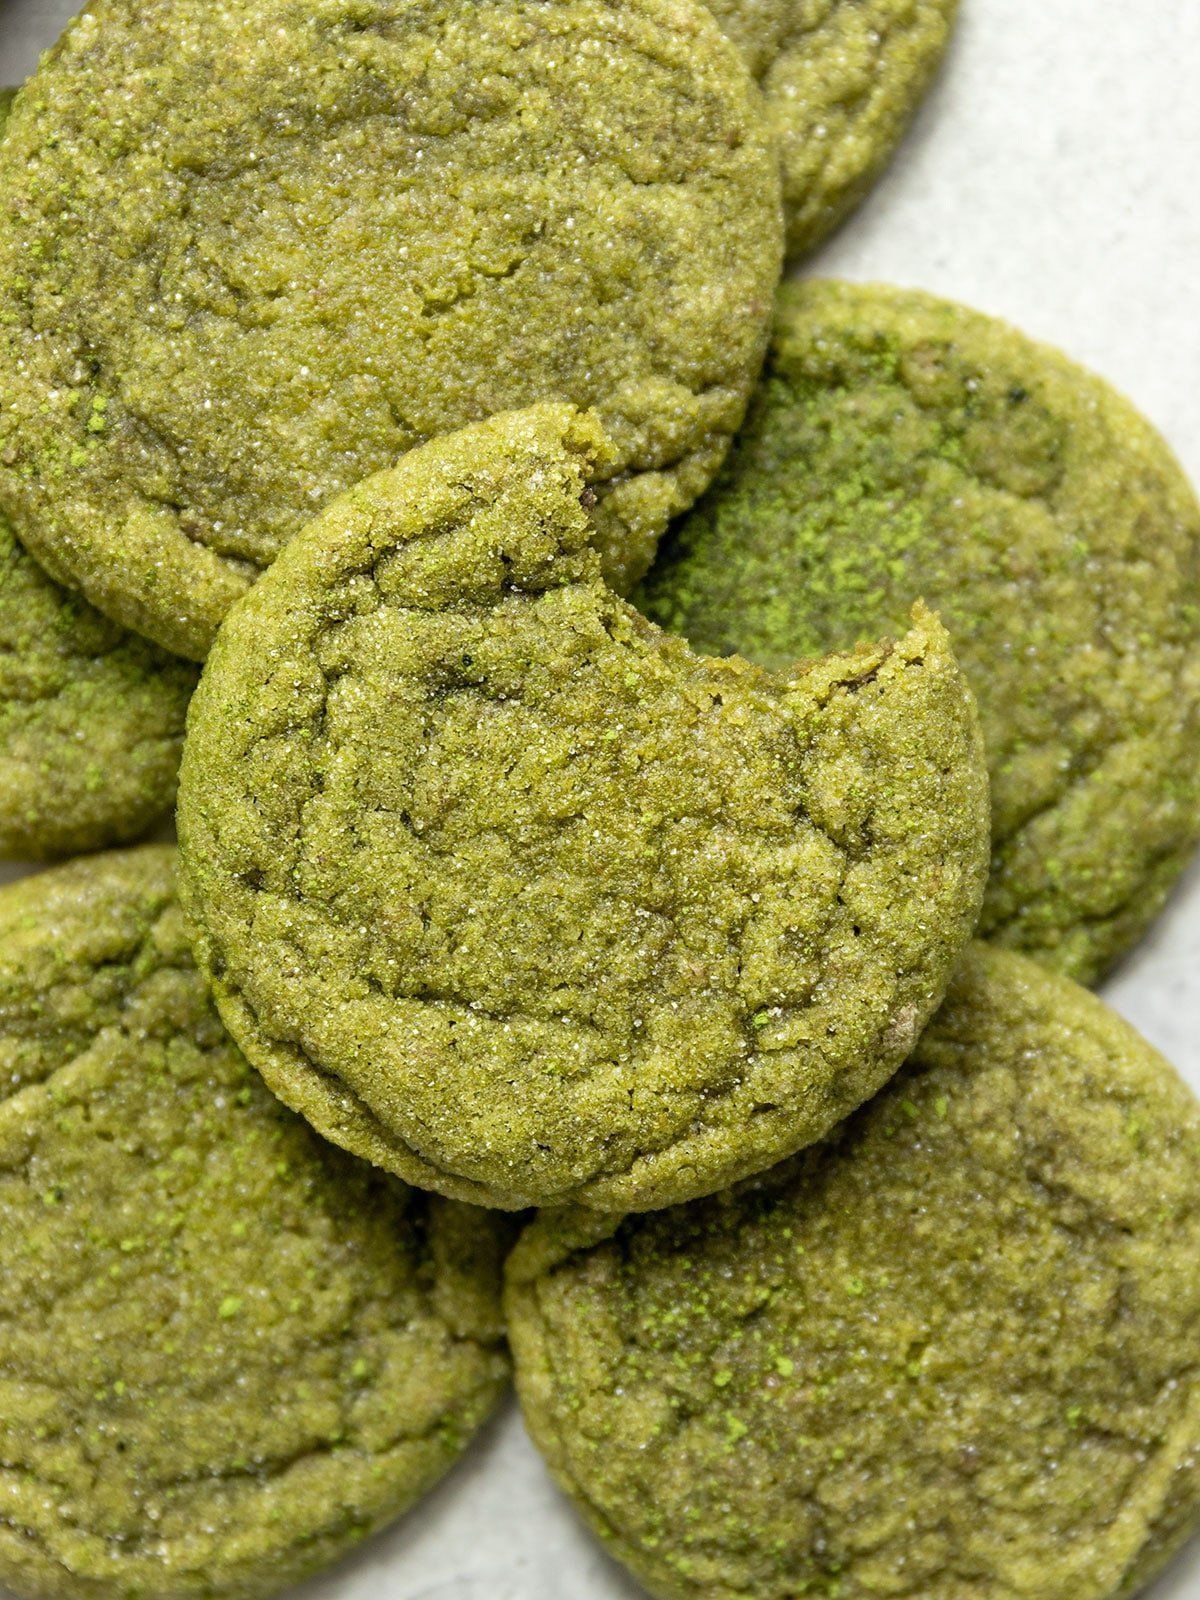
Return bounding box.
[2,0,1200,1595]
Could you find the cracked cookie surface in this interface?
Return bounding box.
[0,846,509,1600]
[507,942,1200,1600]
[0,0,781,661]
[0,515,197,859]
[638,281,1200,984]
[702,0,958,256]
[178,404,988,1212]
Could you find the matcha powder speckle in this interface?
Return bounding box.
[638,280,1200,984]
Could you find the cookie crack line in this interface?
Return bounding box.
[213,643,954,1183]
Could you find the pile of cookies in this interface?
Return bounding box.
[0,3,1198,1599]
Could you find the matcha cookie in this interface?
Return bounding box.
[0,0,782,662]
[0,513,197,859]
[0,847,510,1600]
[508,942,1200,1600]
[639,281,1200,985]
[178,404,989,1213]
[705,0,958,257]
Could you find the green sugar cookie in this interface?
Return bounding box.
[0,0,782,662]
[704,0,959,257]
[0,514,197,860]
[0,846,510,1600]
[178,404,989,1213]
[508,942,1200,1600]
[639,281,1200,985]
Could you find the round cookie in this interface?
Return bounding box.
[507,942,1200,1600]
[705,0,959,257]
[0,514,197,860]
[178,403,989,1213]
[0,847,510,1600]
[0,0,782,661]
[638,280,1200,985]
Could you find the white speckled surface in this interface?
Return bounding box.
[2,1,1199,1596]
